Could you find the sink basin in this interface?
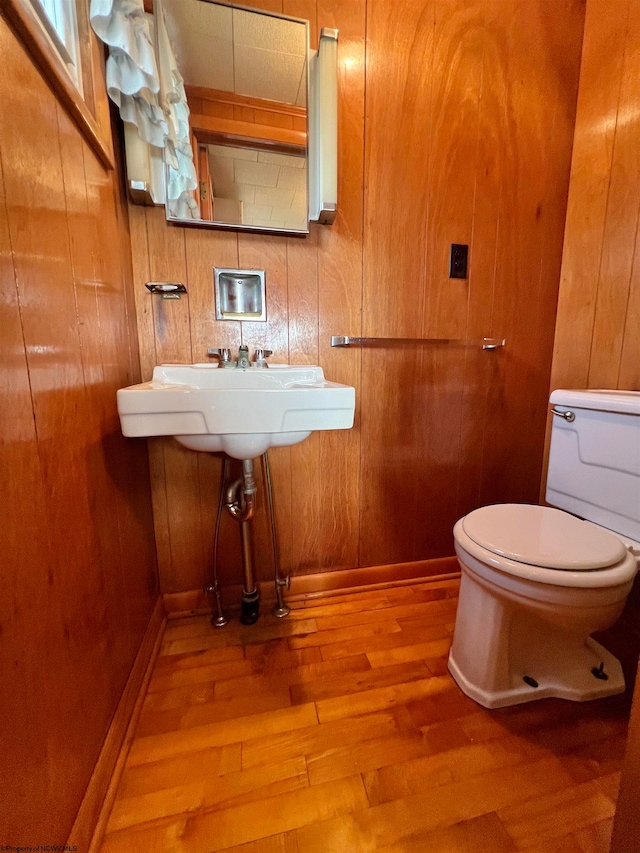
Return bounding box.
[117,363,355,459]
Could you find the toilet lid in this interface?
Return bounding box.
[461,504,628,570]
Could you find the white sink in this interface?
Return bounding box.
[117,363,355,459]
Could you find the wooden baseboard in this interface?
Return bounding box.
[67,596,166,852]
[163,556,460,617]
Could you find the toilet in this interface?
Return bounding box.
[449,389,640,709]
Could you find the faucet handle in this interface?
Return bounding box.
[207,347,232,364]
[254,348,273,368]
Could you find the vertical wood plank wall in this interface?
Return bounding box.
[549,0,640,395]
[545,0,640,671]
[130,0,585,595]
[549,5,640,845]
[0,15,158,845]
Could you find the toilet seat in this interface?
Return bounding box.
[454,507,637,589]
[462,504,627,570]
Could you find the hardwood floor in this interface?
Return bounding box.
[99,579,629,853]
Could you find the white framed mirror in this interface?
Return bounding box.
[162,0,310,234]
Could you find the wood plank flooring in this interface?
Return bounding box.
[99,578,629,853]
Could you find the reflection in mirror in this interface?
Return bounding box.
[163,0,309,234]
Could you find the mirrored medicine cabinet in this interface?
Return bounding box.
[163,0,310,234]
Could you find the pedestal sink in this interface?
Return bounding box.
[117,363,355,459]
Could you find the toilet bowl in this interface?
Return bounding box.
[449,503,638,709]
[448,389,639,709]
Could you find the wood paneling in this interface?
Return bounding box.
[0,16,158,845]
[550,0,640,394]
[68,599,165,853]
[1,0,115,167]
[547,5,640,846]
[131,0,584,596]
[99,579,627,853]
[478,0,585,511]
[544,0,640,634]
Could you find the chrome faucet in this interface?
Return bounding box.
[237,346,272,368]
[236,344,251,369]
[209,345,272,368]
[207,347,235,368]
[254,348,272,368]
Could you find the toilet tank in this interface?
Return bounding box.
[546,389,640,542]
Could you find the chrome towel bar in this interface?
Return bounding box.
[330,336,506,350]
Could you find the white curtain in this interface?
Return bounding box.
[89,0,200,218]
[154,0,199,219]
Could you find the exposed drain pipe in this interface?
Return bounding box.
[206,455,230,628]
[262,451,290,618]
[225,459,260,624]
[208,453,290,627]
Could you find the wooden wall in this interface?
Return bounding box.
[130,0,585,596]
[549,0,640,395]
[0,14,158,845]
[546,0,640,592]
[545,0,640,663]
[550,6,640,843]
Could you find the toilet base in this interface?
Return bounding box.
[449,637,625,709]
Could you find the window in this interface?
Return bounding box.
[29,0,82,91]
[4,0,114,167]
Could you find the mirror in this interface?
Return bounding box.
[162,0,309,234]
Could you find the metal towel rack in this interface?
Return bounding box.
[330,336,506,350]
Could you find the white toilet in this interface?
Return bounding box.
[449,389,640,709]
